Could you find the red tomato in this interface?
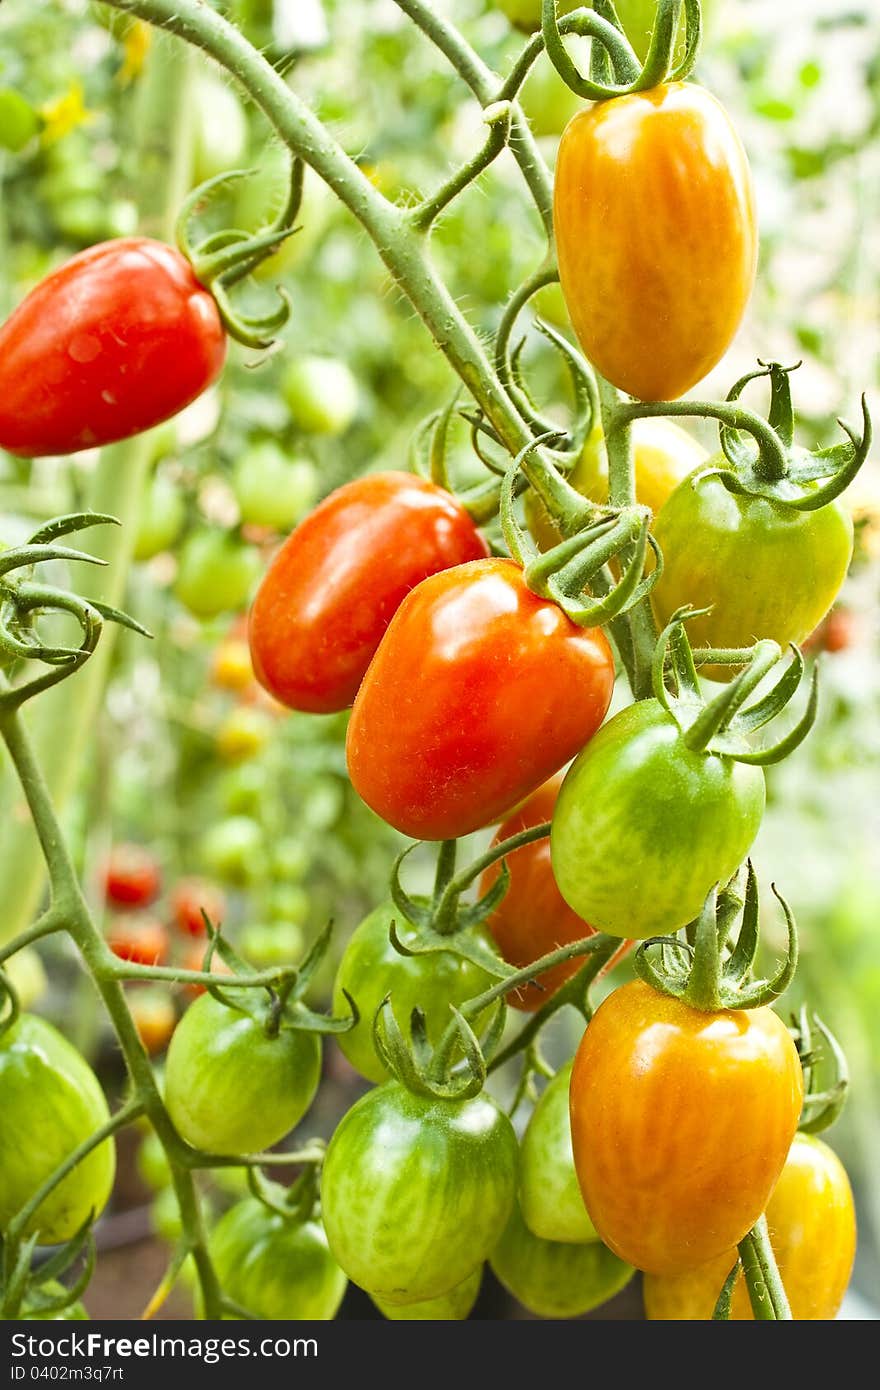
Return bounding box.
[103,843,161,909]
[170,878,228,937]
[346,558,614,840]
[248,472,489,714]
[480,775,597,1011]
[0,239,226,457]
[107,916,169,967]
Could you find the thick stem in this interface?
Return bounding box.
[738,1215,793,1320]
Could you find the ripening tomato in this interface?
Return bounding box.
[210,637,254,693]
[371,1267,483,1321]
[0,239,226,457]
[652,460,854,671]
[491,1199,633,1318]
[480,776,595,1011]
[0,1015,116,1243]
[554,84,756,401]
[197,815,265,886]
[165,992,321,1155]
[136,1130,172,1193]
[210,1198,347,1320]
[174,530,262,621]
[519,1060,597,1244]
[102,843,161,908]
[170,877,228,936]
[551,699,765,938]
[214,706,272,763]
[347,558,614,840]
[249,472,489,714]
[107,916,169,966]
[129,986,177,1056]
[178,941,234,998]
[569,981,803,1275]
[321,1081,517,1305]
[643,1134,857,1320]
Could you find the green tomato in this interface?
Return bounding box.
[2,947,48,1014]
[21,1281,89,1321]
[520,1060,597,1243]
[652,460,854,675]
[322,1081,517,1305]
[520,56,582,137]
[133,474,186,562]
[239,921,305,970]
[0,1015,116,1244]
[192,71,248,185]
[0,89,40,152]
[498,0,577,31]
[272,837,310,882]
[174,530,262,620]
[218,763,265,817]
[210,1198,347,1320]
[165,992,322,1155]
[198,815,265,886]
[233,443,317,531]
[150,1186,183,1245]
[281,357,359,436]
[332,903,495,1084]
[551,699,766,939]
[268,884,310,926]
[490,1199,633,1318]
[371,1266,482,1321]
[136,1130,172,1193]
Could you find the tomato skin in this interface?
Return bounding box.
[347,558,615,841]
[371,1267,483,1321]
[643,1134,857,1320]
[249,471,489,715]
[210,1199,347,1320]
[170,877,228,937]
[107,916,169,967]
[652,461,854,668]
[569,980,804,1275]
[0,1016,116,1243]
[331,903,495,1085]
[551,698,765,938]
[520,1060,597,1243]
[554,84,756,401]
[0,239,226,457]
[164,993,321,1155]
[480,776,595,1011]
[103,843,161,909]
[321,1081,518,1305]
[281,356,359,436]
[491,1199,633,1318]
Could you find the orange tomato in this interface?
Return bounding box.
[569,981,803,1274]
[553,83,757,401]
[643,1134,857,1319]
[129,987,177,1056]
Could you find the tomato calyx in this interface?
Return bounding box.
[245,1146,325,1225]
[537,0,700,104]
[0,1214,96,1322]
[790,1007,849,1135]
[371,992,507,1102]
[633,860,798,1012]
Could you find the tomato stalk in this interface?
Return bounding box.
[737,1216,793,1320]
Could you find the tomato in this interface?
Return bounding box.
[550,698,765,938]
[519,1060,597,1243]
[107,916,168,966]
[198,815,265,885]
[372,1266,483,1321]
[210,1198,347,1320]
[806,606,860,655]
[554,84,756,401]
[521,54,582,138]
[479,776,593,1011]
[150,1185,184,1244]
[191,70,247,185]
[136,1130,172,1193]
[331,902,495,1084]
[0,1015,116,1243]
[643,1134,856,1320]
[569,980,803,1275]
[170,877,228,936]
[240,922,305,970]
[21,1282,89,1321]
[652,460,854,669]
[174,530,262,621]
[233,442,317,532]
[165,992,321,1155]
[3,947,48,1013]
[178,941,234,998]
[132,473,186,562]
[498,0,577,31]
[211,637,254,693]
[0,239,226,457]
[214,706,272,763]
[491,1199,633,1318]
[219,762,265,816]
[102,843,161,908]
[321,1081,517,1305]
[267,885,310,927]
[129,987,177,1056]
[281,356,359,436]
[347,558,614,840]
[249,472,489,714]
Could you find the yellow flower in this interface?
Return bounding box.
[117,20,152,85]
[40,82,91,144]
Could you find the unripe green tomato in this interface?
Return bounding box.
[281,357,359,436]
[0,89,40,153]
[165,992,322,1155]
[136,1130,172,1193]
[268,884,310,927]
[191,71,247,185]
[491,1199,633,1318]
[232,442,317,531]
[332,902,496,1084]
[22,1281,88,1321]
[198,815,265,885]
[210,1199,347,1320]
[3,947,48,1013]
[371,1266,482,1321]
[218,763,265,817]
[498,0,577,32]
[239,921,305,970]
[133,474,186,562]
[520,1060,598,1243]
[0,1015,116,1244]
[174,530,262,620]
[150,1185,183,1244]
[272,837,310,882]
[520,56,582,137]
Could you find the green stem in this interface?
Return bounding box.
[410,101,512,232]
[738,1215,793,1320]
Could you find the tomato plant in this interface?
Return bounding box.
[232,442,317,532]
[281,356,359,436]
[132,473,186,562]
[371,1267,483,1322]
[174,530,263,620]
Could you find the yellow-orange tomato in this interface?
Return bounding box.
[211,638,254,693]
[643,1134,856,1319]
[569,981,803,1275]
[554,83,757,402]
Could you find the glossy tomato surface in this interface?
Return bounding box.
[371,1267,483,1321]
[551,698,765,938]
[480,775,595,1011]
[643,1134,857,1319]
[210,1198,347,1320]
[554,83,756,401]
[0,238,225,457]
[490,1199,633,1318]
[520,1059,597,1243]
[249,471,488,714]
[346,558,614,840]
[569,981,804,1274]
